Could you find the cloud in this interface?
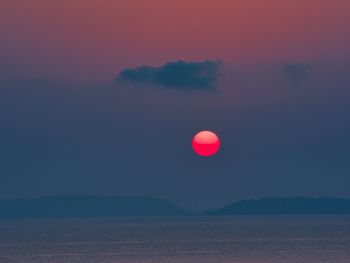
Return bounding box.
[284,63,310,85]
[116,60,222,90]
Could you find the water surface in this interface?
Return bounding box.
[1,216,349,262]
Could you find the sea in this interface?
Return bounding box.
[0,216,349,263]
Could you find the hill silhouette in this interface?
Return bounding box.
[1,196,350,218]
[206,197,350,215]
[0,195,188,218]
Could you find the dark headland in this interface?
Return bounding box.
[0,196,188,218]
[0,196,350,218]
[206,197,350,216]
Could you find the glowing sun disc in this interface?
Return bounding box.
[192,130,220,156]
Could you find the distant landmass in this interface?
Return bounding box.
[207,197,350,216]
[1,196,350,218]
[0,196,188,218]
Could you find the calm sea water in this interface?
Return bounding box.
[0,216,350,263]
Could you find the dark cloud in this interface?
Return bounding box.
[116,60,222,90]
[284,63,310,85]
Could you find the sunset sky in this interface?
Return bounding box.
[1,0,350,210]
[2,0,350,81]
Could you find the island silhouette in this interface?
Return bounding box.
[1,196,350,218]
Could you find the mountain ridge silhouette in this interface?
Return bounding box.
[1,196,350,218]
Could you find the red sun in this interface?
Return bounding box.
[192,130,220,157]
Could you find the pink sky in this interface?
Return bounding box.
[1,0,350,82]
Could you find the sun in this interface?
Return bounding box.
[192,130,220,157]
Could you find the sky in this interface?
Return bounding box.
[0,0,350,210]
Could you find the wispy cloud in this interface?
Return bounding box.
[284,63,310,85]
[116,60,222,90]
